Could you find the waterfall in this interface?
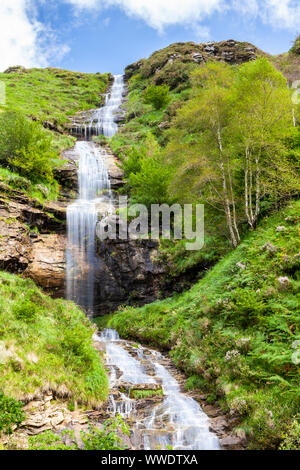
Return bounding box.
[86,74,124,138]
[95,330,220,450]
[66,75,124,315]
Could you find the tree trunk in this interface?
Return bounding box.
[292,108,296,127]
[245,146,254,229]
[228,161,240,242]
[254,153,261,224]
[249,157,254,226]
[217,128,238,248]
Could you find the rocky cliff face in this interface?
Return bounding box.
[0,182,67,297]
[95,227,165,315]
[0,144,166,315]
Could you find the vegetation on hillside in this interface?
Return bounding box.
[270,35,300,83]
[0,110,63,202]
[101,41,300,450]
[0,272,108,410]
[0,67,110,133]
[108,200,300,450]
[290,35,300,56]
[111,48,300,275]
[0,67,110,203]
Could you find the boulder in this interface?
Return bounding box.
[277,276,292,290]
[220,435,244,449]
[261,242,279,254]
[24,234,66,296]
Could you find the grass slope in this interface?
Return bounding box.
[107,200,300,449]
[0,67,110,132]
[0,272,108,408]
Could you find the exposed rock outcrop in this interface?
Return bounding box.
[3,66,27,74]
[125,39,262,81]
[95,230,165,315]
[24,234,66,297]
[0,184,67,294]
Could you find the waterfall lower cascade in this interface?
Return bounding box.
[66,75,124,314]
[95,330,220,450]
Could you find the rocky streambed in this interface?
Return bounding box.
[93,329,247,450]
[5,328,246,450]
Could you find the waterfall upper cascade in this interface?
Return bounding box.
[66,75,124,314]
[75,74,125,139]
[95,329,220,450]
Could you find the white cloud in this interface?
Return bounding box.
[0,0,69,72]
[1,0,298,74]
[261,0,300,30]
[65,0,300,32]
[231,1,300,29]
[65,0,225,31]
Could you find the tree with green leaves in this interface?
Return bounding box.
[165,62,241,247]
[232,58,295,228]
[122,133,171,207]
[165,59,299,246]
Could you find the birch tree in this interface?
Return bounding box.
[233,58,293,228]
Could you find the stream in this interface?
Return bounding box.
[65,75,220,450]
[94,329,220,450]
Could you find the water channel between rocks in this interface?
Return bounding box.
[94,329,220,450]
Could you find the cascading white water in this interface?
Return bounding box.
[86,75,124,138]
[66,141,112,314]
[144,363,220,450]
[95,329,220,450]
[66,76,124,314]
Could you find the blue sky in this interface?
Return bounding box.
[0,1,299,73]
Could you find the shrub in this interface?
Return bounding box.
[128,155,172,207]
[6,174,32,192]
[12,295,39,322]
[28,430,78,450]
[81,417,129,450]
[0,392,24,434]
[153,62,195,90]
[0,111,57,182]
[279,420,300,450]
[290,35,300,55]
[121,147,142,177]
[28,417,129,450]
[143,85,170,110]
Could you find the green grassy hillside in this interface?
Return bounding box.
[0,272,108,408]
[107,200,300,449]
[0,67,110,132]
[0,67,110,203]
